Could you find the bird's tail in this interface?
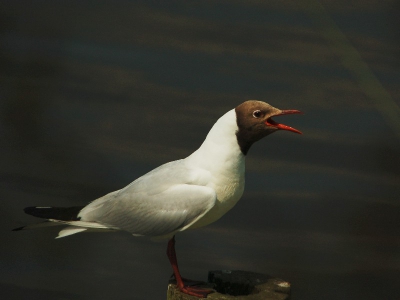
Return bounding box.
[23,206,84,221]
[12,220,64,231]
[13,206,115,238]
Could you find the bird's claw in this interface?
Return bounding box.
[169,273,207,286]
[178,284,214,298]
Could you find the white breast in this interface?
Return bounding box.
[184,109,246,228]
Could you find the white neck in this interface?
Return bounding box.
[185,109,244,173]
[184,109,246,228]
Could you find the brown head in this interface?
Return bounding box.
[235,100,302,155]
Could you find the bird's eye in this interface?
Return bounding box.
[252,110,262,118]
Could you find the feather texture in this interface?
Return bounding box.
[78,160,217,237]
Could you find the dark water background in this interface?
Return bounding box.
[1,1,399,299]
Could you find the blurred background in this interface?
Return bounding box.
[1,1,399,299]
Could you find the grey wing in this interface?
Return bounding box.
[79,184,216,237]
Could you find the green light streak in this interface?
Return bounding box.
[303,0,400,138]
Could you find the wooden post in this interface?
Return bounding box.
[167,270,291,299]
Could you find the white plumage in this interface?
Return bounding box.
[18,100,302,297]
[76,109,244,238]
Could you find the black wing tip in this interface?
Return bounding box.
[12,226,26,231]
[23,206,40,215]
[22,206,83,221]
[23,206,53,218]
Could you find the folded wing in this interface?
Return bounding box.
[79,160,216,237]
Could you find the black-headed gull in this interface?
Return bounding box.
[15,100,302,298]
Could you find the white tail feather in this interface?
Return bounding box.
[49,219,117,229]
[56,226,87,239]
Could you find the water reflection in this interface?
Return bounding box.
[2,1,399,299]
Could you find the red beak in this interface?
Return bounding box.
[265,110,303,134]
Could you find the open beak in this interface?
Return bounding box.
[265,110,303,134]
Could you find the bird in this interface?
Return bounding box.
[14,100,302,298]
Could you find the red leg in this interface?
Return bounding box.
[170,273,206,286]
[166,236,213,298]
